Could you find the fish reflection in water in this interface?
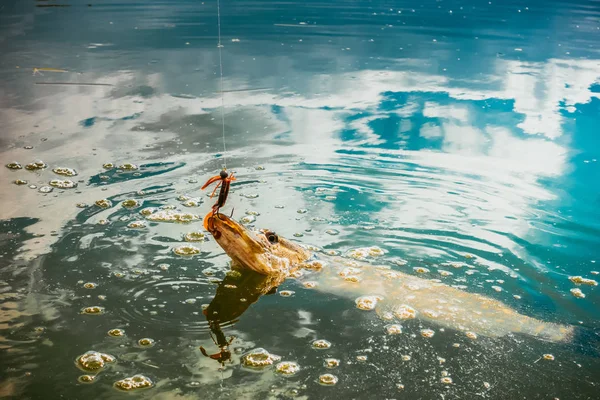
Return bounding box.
[200,266,286,366]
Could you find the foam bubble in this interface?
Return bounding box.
[465,331,478,340]
[146,210,199,223]
[569,276,598,286]
[386,324,403,335]
[275,361,300,376]
[13,179,28,185]
[241,215,256,224]
[280,290,295,297]
[78,375,96,384]
[81,306,104,315]
[6,162,22,170]
[173,245,200,256]
[108,329,125,337]
[312,339,331,349]
[121,199,141,208]
[323,358,340,368]
[114,375,153,391]
[182,200,201,207]
[118,163,139,171]
[543,354,555,361]
[138,338,155,347]
[570,288,585,298]
[318,374,338,386]
[25,161,47,171]
[50,179,77,189]
[393,305,417,319]
[355,295,383,311]
[420,329,435,338]
[304,260,326,271]
[241,348,281,369]
[53,167,77,176]
[76,351,115,372]
[127,221,146,229]
[184,231,206,242]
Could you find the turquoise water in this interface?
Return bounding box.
[1,0,599,398]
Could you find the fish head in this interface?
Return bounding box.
[206,213,311,275]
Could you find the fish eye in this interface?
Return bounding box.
[265,231,278,244]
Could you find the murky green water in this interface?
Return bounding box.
[1,0,599,398]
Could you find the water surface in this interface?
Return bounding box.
[1,0,599,398]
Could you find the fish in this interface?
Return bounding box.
[205,213,574,343]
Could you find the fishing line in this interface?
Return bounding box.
[216,0,227,169]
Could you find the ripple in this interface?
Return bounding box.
[115,278,217,333]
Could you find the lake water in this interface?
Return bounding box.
[1,0,599,398]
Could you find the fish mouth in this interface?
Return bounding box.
[205,213,310,275]
[205,213,268,272]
